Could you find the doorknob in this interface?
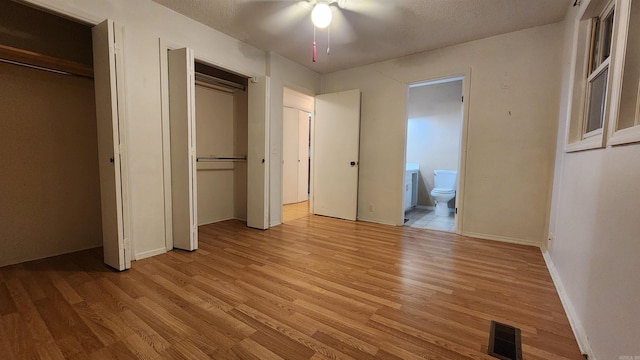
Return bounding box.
[350,161,357,166]
[109,157,114,163]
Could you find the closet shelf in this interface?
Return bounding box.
[0,45,93,78]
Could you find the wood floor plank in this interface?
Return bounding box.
[35,341,66,360]
[230,337,285,360]
[0,216,583,359]
[0,282,17,315]
[4,278,54,345]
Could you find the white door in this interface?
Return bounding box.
[168,48,198,251]
[247,76,270,229]
[282,107,299,204]
[297,110,310,202]
[92,20,130,270]
[314,89,361,221]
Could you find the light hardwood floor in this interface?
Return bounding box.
[0,215,583,359]
[283,200,310,222]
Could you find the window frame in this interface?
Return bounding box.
[565,0,617,152]
[607,0,640,145]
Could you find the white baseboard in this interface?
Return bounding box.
[356,216,399,226]
[134,247,166,261]
[541,248,594,359]
[462,231,541,247]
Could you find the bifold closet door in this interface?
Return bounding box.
[168,47,198,251]
[282,107,299,205]
[247,76,270,229]
[297,110,310,202]
[283,108,310,205]
[314,89,361,221]
[93,19,130,271]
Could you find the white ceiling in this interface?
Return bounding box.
[152,0,572,74]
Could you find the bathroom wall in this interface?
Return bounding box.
[406,80,463,207]
[0,62,102,267]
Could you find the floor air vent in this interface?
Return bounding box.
[488,321,522,360]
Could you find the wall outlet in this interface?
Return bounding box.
[368,204,374,212]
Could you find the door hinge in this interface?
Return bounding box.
[461,96,464,103]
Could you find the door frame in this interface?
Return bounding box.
[402,69,471,234]
[276,86,316,224]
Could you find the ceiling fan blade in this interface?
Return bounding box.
[262,2,311,35]
[338,0,409,22]
[235,1,312,36]
[330,9,358,44]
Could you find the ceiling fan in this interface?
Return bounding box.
[236,0,401,62]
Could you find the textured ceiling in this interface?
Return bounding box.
[152,0,572,74]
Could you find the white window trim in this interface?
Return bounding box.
[606,0,640,145]
[565,0,616,152]
[583,58,610,138]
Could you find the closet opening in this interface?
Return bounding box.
[163,44,269,251]
[193,61,249,227]
[0,1,106,267]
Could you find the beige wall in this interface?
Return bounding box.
[547,3,640,358]
[321,23,563,243]
[195,85,234,225]
[0,62,102,267]
[406,80,463,207]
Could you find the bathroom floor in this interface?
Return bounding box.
[404,208,455,232]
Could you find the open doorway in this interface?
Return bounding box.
[403,76,464,232]
[281,87,313,223]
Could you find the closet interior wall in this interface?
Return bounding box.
[0,1,100,266]
[195,79,248,225]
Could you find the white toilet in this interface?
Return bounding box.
[430,170,457,216]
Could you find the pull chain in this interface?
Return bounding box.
[327,25,331,55]
[313,26,317,62]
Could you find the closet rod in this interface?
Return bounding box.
[194,72,245,91]
[1,58,76,77]
[0,45,94,78]
[197,156,247,162]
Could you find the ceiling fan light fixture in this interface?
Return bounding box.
[311,2,332,28]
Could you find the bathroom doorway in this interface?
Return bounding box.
[403,75,468,233]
